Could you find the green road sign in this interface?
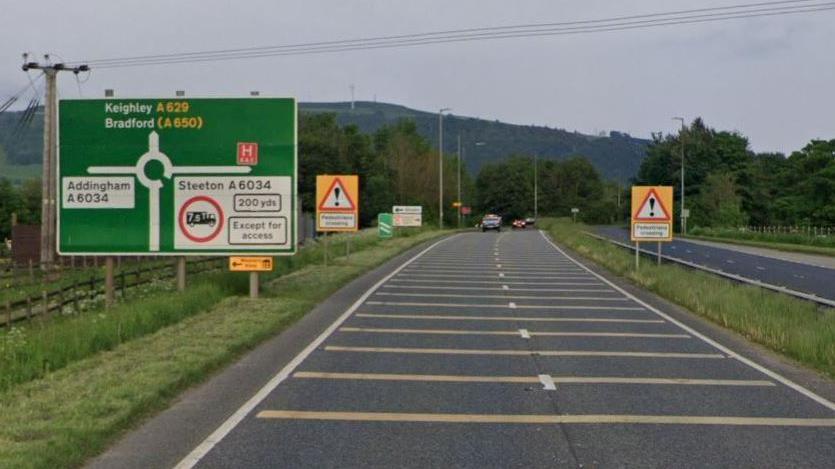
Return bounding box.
[378,213,393,239]
[58,98,297,255]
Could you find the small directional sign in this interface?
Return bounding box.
[631,186,673,242]
[392,205,422,227]
[229,256,273,272]
[393,205,422,214]
[378,213,394,239]
[316,175,359,232]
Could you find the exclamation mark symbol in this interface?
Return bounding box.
[649,197,655,217]
[334,187,341,207]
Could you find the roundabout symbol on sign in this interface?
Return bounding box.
[178,195,225,243]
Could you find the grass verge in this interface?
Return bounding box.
[542,218,835,378]
[0,229,444,469]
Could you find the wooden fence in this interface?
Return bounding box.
[3,257,224,328]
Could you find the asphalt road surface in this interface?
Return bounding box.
[162,230,835,468]
[597,226,835,303]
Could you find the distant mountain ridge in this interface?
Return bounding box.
[301,101,648,182]
[1,101,648,183]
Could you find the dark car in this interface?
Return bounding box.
[481,214,501,232]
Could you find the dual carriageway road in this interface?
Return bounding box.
[94,230,835,468]
[596,226,835,304]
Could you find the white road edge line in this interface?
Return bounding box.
[538,230,835,412]
[539,374,557,391]
[173,235,458,469]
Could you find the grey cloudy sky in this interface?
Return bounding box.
[1,0,833,154]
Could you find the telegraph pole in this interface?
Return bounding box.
[22,54,89,267]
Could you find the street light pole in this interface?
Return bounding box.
[438,108,451,229]
[673,117,686,235]
[534,154,538,220]
[457,134,462,229]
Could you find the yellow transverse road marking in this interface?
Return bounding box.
[374,292,628,301]
[355,313,664,324]
[365,301,643,311]
[293,371,774,387]
[324,346,725,359]
[398,273,593,280]
[339,327,690,339]
[387,279,604,286]
[381,285,615,293]
[257,411,835,427]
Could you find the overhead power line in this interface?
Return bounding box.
[0,73,44,115]
[66,0,834,69]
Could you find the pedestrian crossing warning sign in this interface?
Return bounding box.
[316,175,359,232]
[634,188,671,221]
[318,177,356,211]
[631,186,673,242]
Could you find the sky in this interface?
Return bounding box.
[1,0,834,155]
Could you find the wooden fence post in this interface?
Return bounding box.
[105,257,115,308]
[41,290,48,318]
[57,285,64,315]
[72,279,79,313]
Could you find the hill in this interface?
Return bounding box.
[300,101,648,182]
[0,101,647,183]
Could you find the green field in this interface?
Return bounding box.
[0,163,40,184]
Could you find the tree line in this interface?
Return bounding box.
[5,111,831,239]
[636,118,835,229]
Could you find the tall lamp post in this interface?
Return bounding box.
[534,154,538,221]
[438,108,452,229]
[673,117,686,234]
[458,140,485,228]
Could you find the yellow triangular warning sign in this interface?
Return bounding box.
[634,188,670,221]
[318,177,356,211]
